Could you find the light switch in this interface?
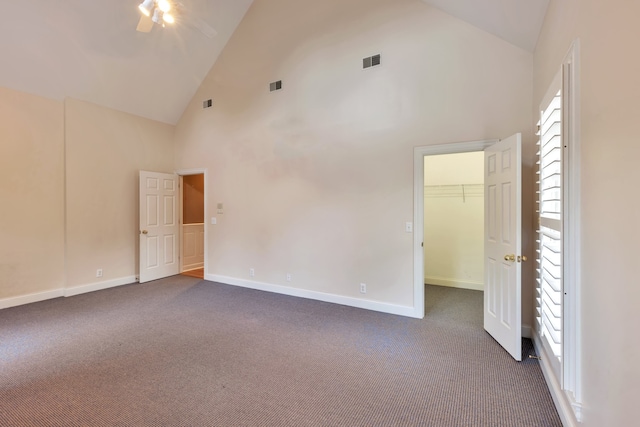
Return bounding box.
[405,222,413,233]
[211,217,217,225]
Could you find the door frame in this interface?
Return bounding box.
[413,140,497,319]
[176,168,208,278]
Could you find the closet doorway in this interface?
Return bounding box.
[181,173,205,279]
[423,152,484,292]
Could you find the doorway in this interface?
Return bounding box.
[413,136,524,361]
[180,173,205,279]
[423,151,485,292]
[412,140,496,319]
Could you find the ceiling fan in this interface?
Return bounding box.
[136,0,218,38]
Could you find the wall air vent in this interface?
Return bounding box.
[203,99,213,109]
[363,54,381,69]
[269,80,282,92]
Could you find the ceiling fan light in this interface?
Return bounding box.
[157,0,171,13]
[138,0,155,16]
[163,13,175,24]
[152,8,163,24]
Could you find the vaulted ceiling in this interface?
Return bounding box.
[0,0,548,125]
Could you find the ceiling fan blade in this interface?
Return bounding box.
[191,16,217,38]
[136,15,154,33]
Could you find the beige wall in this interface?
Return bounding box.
[534,0,640,424]
[65,99,175,289]
[0,87,65,300]
[424,152,484,290]
[175,0,533,309]
[0,92,175,302]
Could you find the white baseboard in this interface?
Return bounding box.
[424,277,484,291]
[532,333,581,427]
[0,289,65,310]
[206,274,417,318]
[64,276,137,297]
[182,263,204,272]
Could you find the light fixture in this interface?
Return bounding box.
[151,7,163,25]
[138,0,155,17]
[163,13,175,24]
[157,0,171,13]
[138,0,176,29]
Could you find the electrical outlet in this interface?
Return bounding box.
[360,283,367,294]
[249,268,255,277]
[286,273,292,282]
[96,269,103,278]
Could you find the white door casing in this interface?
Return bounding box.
[484,133,523,361]
[413,140,497,319]
[139,171,179,283]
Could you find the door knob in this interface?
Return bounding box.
[141,230,148,235]
[504,254,515,262]
[518,255,528,262]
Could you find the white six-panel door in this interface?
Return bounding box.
[484,134,523,361]
[139,171,179,283]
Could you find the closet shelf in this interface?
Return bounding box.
[424,184,483,201]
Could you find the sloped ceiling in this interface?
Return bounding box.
[422,0,550,52]
[0,0,253,124]
[0,0,548,125]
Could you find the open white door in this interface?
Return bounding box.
[139,171,179,283]
[484,133,522,361]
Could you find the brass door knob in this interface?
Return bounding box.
[504,254,515,262]
[141,230,148,235]
[518,255,528,262]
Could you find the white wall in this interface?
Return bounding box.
[534,0,640,424]
[175,0,532,313]
[424,152,484,290]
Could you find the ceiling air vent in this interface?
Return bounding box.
[203,99,213,109]
[363,54,381,69]
[270,80,282,92]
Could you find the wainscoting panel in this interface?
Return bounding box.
[183,223,204,271]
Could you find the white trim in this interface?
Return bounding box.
[0,289,65,310]
[64,276,137,297]
[179,175,185,273]
[424,277,483,291]
[562,39,582,407]
[533,334,581,426]
[414,140,497,320]
[182,263,204,271]
[521,324,532,339]
[206,274,418,318]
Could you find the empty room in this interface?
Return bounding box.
[1,1,638,426]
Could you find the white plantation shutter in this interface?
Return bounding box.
[535,45,582,420]
[536,88,563,377]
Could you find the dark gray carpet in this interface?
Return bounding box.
[0,278,561,426]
